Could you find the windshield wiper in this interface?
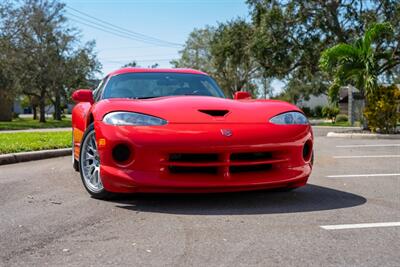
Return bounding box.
[135,96,162,99]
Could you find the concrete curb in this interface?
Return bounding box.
[327,132,400,139]
[311,126,362,137]
[312,126,361,130]
[0,148,72,166]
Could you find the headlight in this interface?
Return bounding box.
[269,111,308,125]
[103,112,167,126]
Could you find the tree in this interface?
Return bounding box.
[320,22,398,130]
[210,19,258,96]
[247,0,400,100]
[249,3,295,79]
[65,41,101,92]
[122,61,138,68]
[16,0,100,122]
[173,21,258,97]
[0,40,18,121]
[319,22,396,102]
[0,1,22,121]
[149,63,159,68]
[171,26,215,74]
[52,40,100,120]
[1,0,100,122]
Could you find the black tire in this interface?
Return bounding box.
[72,133,79,172]
[79,123,113,200]
[311,150,314,166]
[73,158,79,172]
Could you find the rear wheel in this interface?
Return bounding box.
[79,124,112,199]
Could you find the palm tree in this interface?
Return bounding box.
[319,22,395,104]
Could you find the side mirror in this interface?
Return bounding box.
[72,89,94,104]
[234,91,251,100]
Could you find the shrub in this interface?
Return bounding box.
[364,84,400,134]
[322,106,340,123]
[301,107,313,117]
[336,114,348,123]
[313,106,323,118]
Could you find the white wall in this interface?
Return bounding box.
[297,94,329,109]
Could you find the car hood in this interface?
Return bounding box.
[93,96,301,124]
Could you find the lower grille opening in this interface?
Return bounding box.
[169,166,219,174]
[230,164,272,173]
[303,140,312,162]
[169,153,219,162]
[230,152,273,161]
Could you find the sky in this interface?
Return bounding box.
[64,0,249,73]
[63,0,284,92]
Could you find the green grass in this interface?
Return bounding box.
[316,121,349,126]
[317,121,360,127]
[0,117,71,131]
[0,131,72,154]
[316,121,353,127]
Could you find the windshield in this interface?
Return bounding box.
[102,72,225,99]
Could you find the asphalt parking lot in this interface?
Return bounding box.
[0,133,399,266]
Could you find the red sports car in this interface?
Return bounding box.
[72,68,313,199]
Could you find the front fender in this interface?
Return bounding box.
[72,102,92,159]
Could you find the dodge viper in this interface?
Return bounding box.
[72,68,313,199]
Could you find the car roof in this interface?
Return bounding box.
[108,67,208,77]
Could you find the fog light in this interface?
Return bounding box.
[112,144,131,163]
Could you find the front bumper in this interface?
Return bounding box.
[94,122,313,193]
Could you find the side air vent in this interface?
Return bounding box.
[198,109,229,117]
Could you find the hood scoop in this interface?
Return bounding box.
[198,109,229,117]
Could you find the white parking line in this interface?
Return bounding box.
[326,173,400,178]
[336,144,400,148]
[333,155,400,159]
[320,222,400,230]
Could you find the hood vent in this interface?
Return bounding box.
[198,109,229,117]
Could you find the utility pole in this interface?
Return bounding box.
[348,85,354,126]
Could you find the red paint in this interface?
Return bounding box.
[72,68,313,193]
[72,89,94,104]
[234,91,251,100]
[108,67,207,77]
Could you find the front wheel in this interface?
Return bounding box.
[79,123,112,199]
[72,134,79,172]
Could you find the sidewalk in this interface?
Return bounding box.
[0,127,71,133]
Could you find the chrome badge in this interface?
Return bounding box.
[221,129,233,137]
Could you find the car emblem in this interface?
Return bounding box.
[221,129,233,137]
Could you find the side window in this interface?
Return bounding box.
[93,76,108,101]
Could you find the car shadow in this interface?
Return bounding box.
[110,184,366,215]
